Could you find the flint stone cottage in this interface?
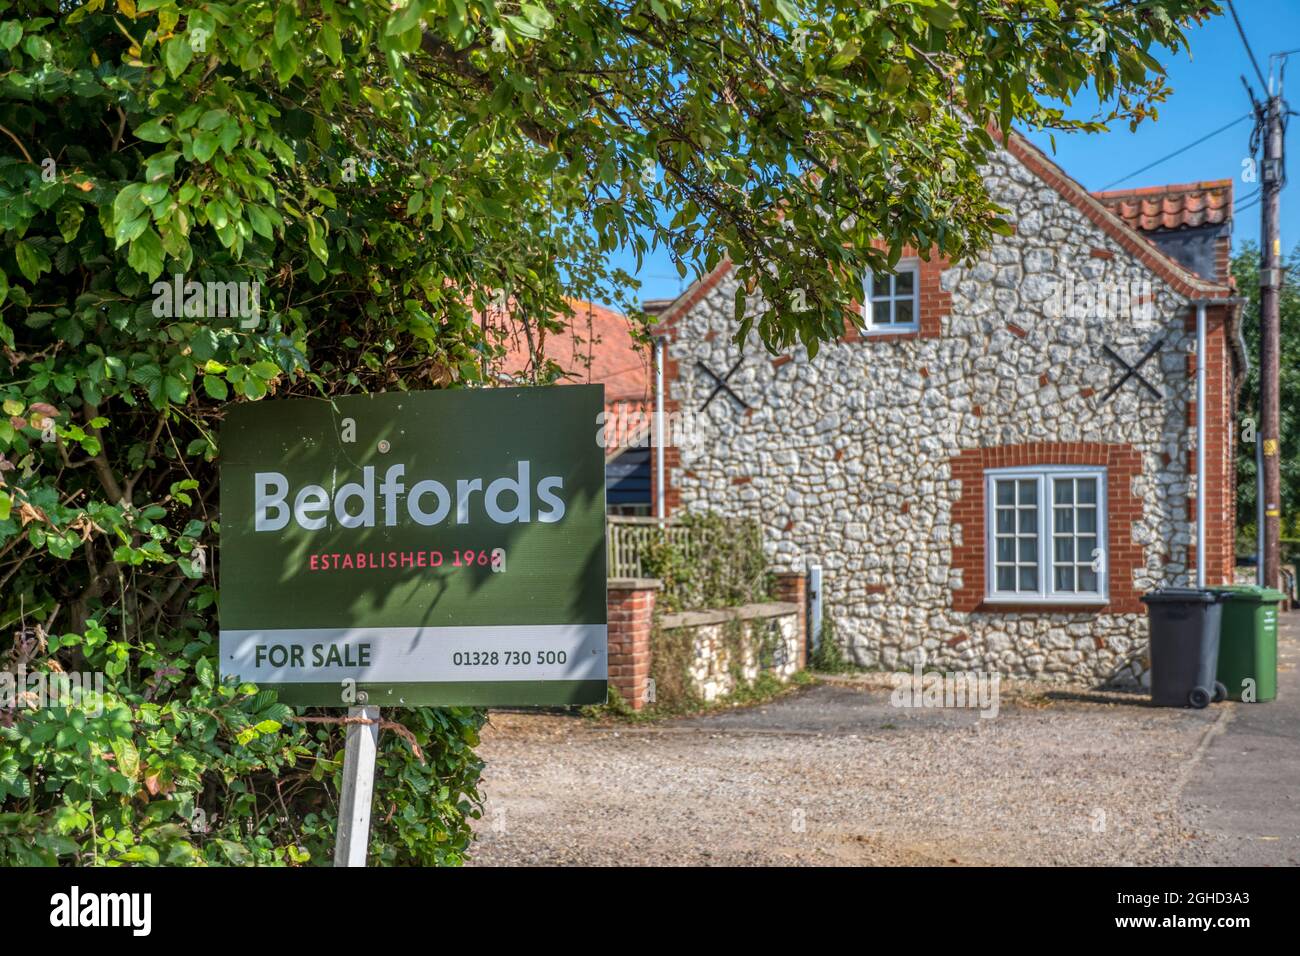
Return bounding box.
[651,132,1243,684]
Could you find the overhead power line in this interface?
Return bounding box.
[1098,114,1252,191]
[1227,0,1270,91]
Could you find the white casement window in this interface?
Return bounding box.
[984,466,1108,604]
[862,261,919,331]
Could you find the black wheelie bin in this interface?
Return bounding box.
[1140,588,1228,708]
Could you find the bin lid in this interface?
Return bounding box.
[1140,588,1225,604]
[1212,585,1287,602]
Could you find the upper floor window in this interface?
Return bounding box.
[863,261,919,332]
[984,466,1108,604]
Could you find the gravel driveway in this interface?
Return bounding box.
[468,618,1299,866]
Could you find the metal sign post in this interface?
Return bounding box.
[333,705,380,867]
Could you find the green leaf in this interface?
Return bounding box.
[192,131,220,163]
[144,151,180,182]
[14,241,51,283]
[274,5,297,48]
[202,374,228,400]
[114,213,150,249]
[163,36,194,78]
[246,204,274,239]
[111,738,141,779]
[133,118,172,144]
[55,203,84,243]
[319,23,342,63]
[113,182,145,224]
[127,227,166,281]
[0,21,21,51]
[829,39,860,70]
[386,1,426,37]
[22,34,52,61]
[307,224,329,264]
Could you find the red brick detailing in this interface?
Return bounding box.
[651,344,685,516]
[1038,373,1049,387]
[783,519,795,532]
[1093,635,1106,650]
[1188,304,1237,584]
[949,443,1145,614]
[732,476,752,485]
[834,448,844,461]
[1006,322,1028,338]
[703,330,717,343]
[1080,387,1095,399]
[900,501,910,514]
[864,584,888,594]
[945,633,969,647]
[919,366,930,378]
[1089,248,1115,260]
[650,259,735,338]
[842,244,950,343]
[773,571,808,668]
[1215,233,1232,285]
[972,405,983,417]
[771,355,794,369]
[607,582,659,711]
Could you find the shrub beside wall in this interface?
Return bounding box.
[640,513,771,613]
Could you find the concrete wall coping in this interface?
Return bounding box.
[659,601,800,630]
[607,577,663,591]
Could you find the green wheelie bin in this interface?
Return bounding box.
[1211,585,1285,702]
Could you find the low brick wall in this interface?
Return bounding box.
[607,575,806,710]
[658,602,802,703]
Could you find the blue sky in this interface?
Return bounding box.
[609,1,1300,306]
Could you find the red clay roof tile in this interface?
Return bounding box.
[1090,179,1233,233]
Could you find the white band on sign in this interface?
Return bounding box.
[219,624,608,684]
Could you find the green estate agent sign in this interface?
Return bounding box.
[219,386,607,707]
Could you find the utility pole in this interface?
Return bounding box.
[1259,84,1284,589]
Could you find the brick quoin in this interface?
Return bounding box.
[949,442,1146,614]
[606,581,659,710]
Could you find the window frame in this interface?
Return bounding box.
[983,465,1109,605]
[861,259,920,333]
